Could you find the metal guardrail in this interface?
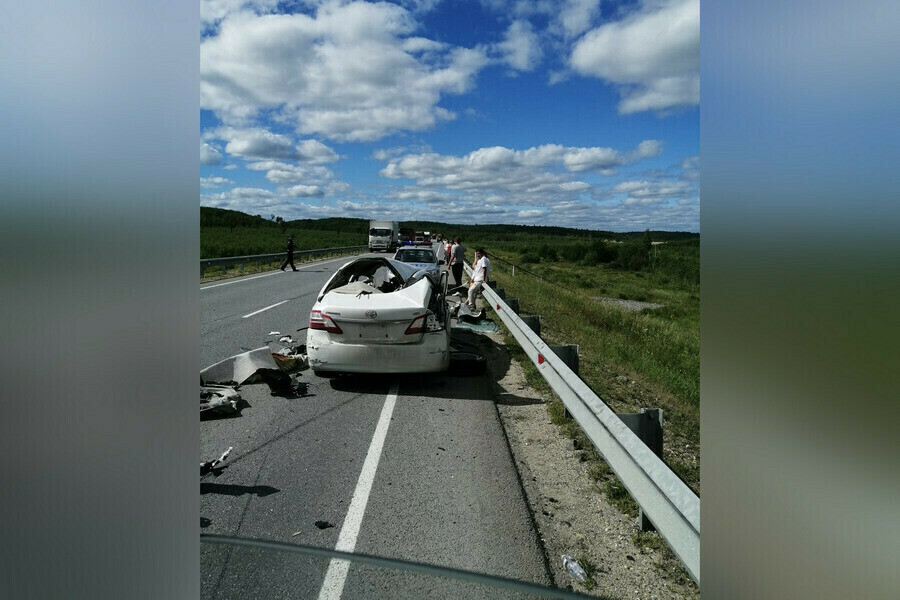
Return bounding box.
[201,246,367,276]
[465,263,700,585]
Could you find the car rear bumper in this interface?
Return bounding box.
[307,329,450,373]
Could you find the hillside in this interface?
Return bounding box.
[200,207,698,258]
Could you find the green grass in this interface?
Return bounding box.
[632,530,696,587]
[201,226,365,259]
[575,554,599,590]
[488,235,699,494]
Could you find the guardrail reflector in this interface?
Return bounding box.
[538,354,545,364]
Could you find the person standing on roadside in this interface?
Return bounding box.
[465,248,490,309]
[448,236,466,287]
[280,233,298,271]
[444,237,452,267]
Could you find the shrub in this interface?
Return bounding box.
[614,242,650,271]
[581,239,617,265]
[538,243,558,262]
[559,243,588,262]
[520,252,540,264]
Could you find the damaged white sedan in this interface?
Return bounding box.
[307,257,450,375]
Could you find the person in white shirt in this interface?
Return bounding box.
[465,248,490,308]
[444,239,452,266]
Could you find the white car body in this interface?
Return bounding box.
[307,257,450,374]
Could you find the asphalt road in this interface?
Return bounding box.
[200,249,553,599]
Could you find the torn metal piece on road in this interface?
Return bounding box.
[201,346,281,386]
[201,345,310,397]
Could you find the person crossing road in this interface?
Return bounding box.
[280,234,298,271]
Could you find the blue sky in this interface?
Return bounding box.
[200,0,699,232]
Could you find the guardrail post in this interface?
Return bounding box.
[615,408,664,531]
[520,314,540,336]
[551,345,579,418]
[550,344,579,373]
[506,298,520,314]
[493,288,506,300]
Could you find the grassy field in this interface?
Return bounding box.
[468,236,700,494]
[201,226,365,259]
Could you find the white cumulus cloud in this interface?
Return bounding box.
[245,160,337,185]
[570,0,699,114]
[611,179,692,200]
[200,176,234,188]
[378,141,659,208]
[201,142,222,165]
[220,127,297,159]
[495,20,542,71]
[557,0,601,39]
[201,0,280,28]
[295,139,340,164]
[204,127,339,164]
[287,184,323,197]
[201,2,489,141]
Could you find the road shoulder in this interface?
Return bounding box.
[479,328,700,600]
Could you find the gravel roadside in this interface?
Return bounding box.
[475,328,700,600]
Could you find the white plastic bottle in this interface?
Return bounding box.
[562,555,587,582]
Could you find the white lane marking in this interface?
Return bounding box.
[318,382,399,600]
[201,271,281,289]
[241,299,288,318]
[201,256,353,290]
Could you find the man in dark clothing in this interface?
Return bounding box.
[448,236,466,287]
[280,234,298,271]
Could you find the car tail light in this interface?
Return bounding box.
[404,315,426,335]
[309,310,343,334]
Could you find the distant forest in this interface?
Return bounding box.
[201,207,699,247]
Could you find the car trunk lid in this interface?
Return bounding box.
[318,278,432,343]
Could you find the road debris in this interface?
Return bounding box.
[201,344,311,400]
[271,344,308,374]
[201,385,242,417]
[450,303,499,332]
[201,347,282,386]
[201,446,232,476]
[562,555,587,582]
[314,521,335,530]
